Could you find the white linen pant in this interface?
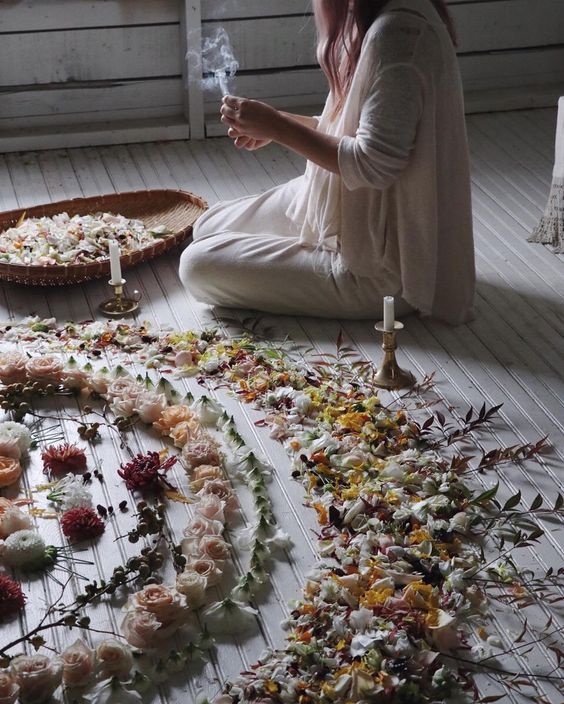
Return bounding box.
[179,177,413,319]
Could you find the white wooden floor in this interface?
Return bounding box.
[1,108,563,703]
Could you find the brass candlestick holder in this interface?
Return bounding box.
[374,321,416,390]
[99,278,141,317]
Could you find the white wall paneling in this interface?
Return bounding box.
[0,0,563,151]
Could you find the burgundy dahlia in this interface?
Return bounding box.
[60,507,105,542]
[42,443,87,476]
[0,574,26,618]
[118,451,177,493]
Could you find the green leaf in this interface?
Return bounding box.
[529,493,543,511]
[472,482,499,505]
[503,491,521,511]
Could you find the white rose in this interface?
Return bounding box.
[175,570,208,607]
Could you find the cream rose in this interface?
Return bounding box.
[24,355,64,385]
[104,378,139,401]
[153,404,194,435]
[0,352,27,386]
[198,534,230,563]
[10,655,62,704]
[135,390,167,424]
[95,640,133,680]
[0,505,32,538]
[0,457,22,489]
[175,570,207,607]
[88,369,111,395]
[185,557,223,587]
[195,493,225,523]
[121,608,161,649]
[198,480,239,512]
[0,670,19,704]
[61,639,95,686]
[189,464,224,492]
[61,367,91,392]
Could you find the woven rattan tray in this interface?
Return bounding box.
[0,189,207,285]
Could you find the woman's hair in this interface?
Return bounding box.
[314,0,456,114]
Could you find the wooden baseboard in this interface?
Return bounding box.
[0,117,191,154]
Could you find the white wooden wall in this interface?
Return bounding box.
[0,0,563,151]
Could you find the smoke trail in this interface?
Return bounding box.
[201,27,239,95]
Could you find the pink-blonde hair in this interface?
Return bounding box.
[313,0,456,115]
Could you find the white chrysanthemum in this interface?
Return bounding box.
[0,421,32,454]
[2,529,46,567]
[47,475,93,510]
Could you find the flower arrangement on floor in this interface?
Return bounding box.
[0,318,561,704]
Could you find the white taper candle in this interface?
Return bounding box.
[108,241,122,284]
[383,296,395,331]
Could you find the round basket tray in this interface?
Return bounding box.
[0,189,207,286]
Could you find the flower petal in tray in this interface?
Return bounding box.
[0,189,207,286]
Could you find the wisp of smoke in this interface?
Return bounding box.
[201,27,239,95]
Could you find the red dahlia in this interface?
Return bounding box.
[60,507,105,542]
[118,451,177,493]
[0,574,26,618]
[42,443,87,476]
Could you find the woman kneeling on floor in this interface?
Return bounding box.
[179,0,475,324]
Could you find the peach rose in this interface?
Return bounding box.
[0,352,27,386]
[185,557,223,587]
[195,493,225,523]
[129,584,187,629]
[121,609,161,649]
[198,534,230,563]
[198,480,238,512]
[10,655,62,704]
[153,404,194,435]
[175,570,207,607]
[95,640,133,680]
[0,437,21,461]
[169,420,201,448]
[0,670,19,704]
[0,457,22,489]
[24,356,64,385]
[61,639,94,686]
[0,505,32,538]
[189,465,224,492]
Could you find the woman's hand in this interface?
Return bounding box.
[220,96,281,143]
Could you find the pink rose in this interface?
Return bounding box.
[182,440,221,469]
[135,390,167,424]
[185,557,223,587]
[129,584,187,630]
[24,356,64,386]
[198,534,230,563]
[183,516,224,540]
[195,493,225,523]
[175,570,207,607]
[121,608,161,649]
[189,464,224,492]
[61,639,94,686]
[198,480,238,512]
[104,378,139,402]
[0,506,32,538]
[10,655,62,704]
[95,640,133,680]
[0,353,27,386]
[0,670,19,704]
